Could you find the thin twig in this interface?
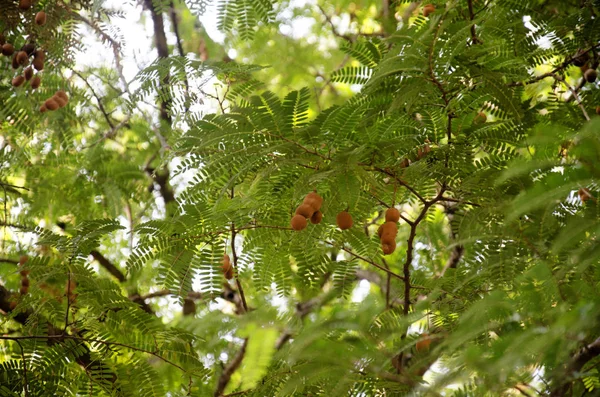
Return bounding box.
[316,4,353,42]
[230,188,248,313]
[15,340,28,396]
[0,182,30,191]
[382,258,391,309]
[72,13,128,90]
[0,334,192,374]
[71,69,115,129]
[370,166,427,204]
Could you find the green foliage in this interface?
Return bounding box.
[1,0,600,396]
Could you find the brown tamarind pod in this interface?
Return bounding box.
[31,76,41,90]
[381,234,396,246]
[579,188,593,203]
[336,211,353,230]
[35,11,47,26]
[21,43,35,56]
[295,203,315,218]
[33,50,44,71]
[24,67,33,81]
[16,51,28,66]
[225,267,234,280]
[417,144,431,159]
[56,90,68,101]
[34,49,45,62]
[584,69,598,83]
[18,0,31,10]
[39,104,47,113]
[385,208,400,223]
[416,333,432,352]
[423,4,435,17]
[19,287,28,295]
[9,301,17,310]
[53,95,67,108]
[399,158,410,168]
[44,99,59,111]
[474,112,487,124]
[310,210,323,224]
[382,241,396,255]
[1,43,14,56]
[21,278,30,288]
[12,54,19,69]
[33,58,44,71]
[19,255,29,276]
[0,34,5,46]
[303,191,323,211]
[12,75,25,87]
[596,106,600,115]
[380,221,398,238]
[291,214,308,231]
[222,254,232,272]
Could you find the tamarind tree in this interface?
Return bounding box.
[1,0,600,396]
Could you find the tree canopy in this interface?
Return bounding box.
[1,0,600,396]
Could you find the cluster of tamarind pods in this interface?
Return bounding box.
[287,190,404,255]
[9,255,77,309]
[40,90,69,112]
[378,208,400,255]
[1,1,47,91]
[290,191,324,231]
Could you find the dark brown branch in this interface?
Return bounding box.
[90,250,155,314]
[428,17,450,105]
[550,336,600,396]
[169,1,190,111]
[0,284,119,386]
[0,334,190,374]
[370,166,427,204]
[144,0,171,124]
[214,339,248,397]
[90,250,125,282]
[231,222,248,312]
[507,45,600,87]
[467,0,480,45]
[403,189,445,313]
[438,196,481,207]
[138,289,202,300]
[0,222,31,230]
[323,240,405,281]
[71,69,115,129]
[0,182,30,191]
[0,258,19,265]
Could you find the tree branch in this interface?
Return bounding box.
[467,0,480,45]
[214,339,248,397]
[550,336,600,396]
[90,250,125,282]
[231,189,248,313]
